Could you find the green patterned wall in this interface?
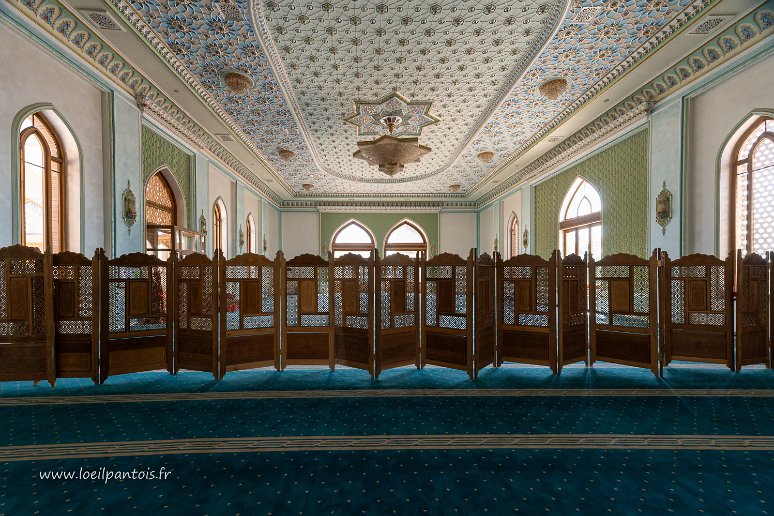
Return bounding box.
[142,125,192,225]
[534,128,649,258]
[320,213,439,257]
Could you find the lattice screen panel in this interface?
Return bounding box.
[333,261,371,330]
[107,259,168,334]
[285,264,329,327]
[53,259,94,335]
[0,250,46,338]
[594,264,650,329]
[225,262,275,331]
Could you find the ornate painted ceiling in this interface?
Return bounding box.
[121,0,711,197]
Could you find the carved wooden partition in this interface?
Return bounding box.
[173,253,218,378]
[422,250,474,378]
[375,252,420,376]
[0,245,54,385]
[589,252,659,376]
[52,250,99,382]
[220,252,280,375]
[497,252,557,372]
[736,251,770,370]
[557,253,588,372]
[100,253,172,382]
[474,251,497,377]
[281,253,333,369]
[661,253,733,369]
[331,252,374,375]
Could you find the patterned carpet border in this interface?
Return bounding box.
[1,388,773,406]
[3,434,774,461]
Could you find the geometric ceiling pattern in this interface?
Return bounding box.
[126,0,704,197]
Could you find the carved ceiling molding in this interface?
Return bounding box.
[11,0,283,205]
[107,0,297,195]
[466,0,719,197]
[479,1,774,205]
[250,0,568,186]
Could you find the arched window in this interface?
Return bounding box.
[331,221,375,258]
[20,113,65,252]
[733,117,774,255]
[246,213,256,254]
[560,178,602,258]
[145,172,177,258]
[508,214,519,258]
[145,173,177,226]
[213,199,228,258]
[384,221,427,258]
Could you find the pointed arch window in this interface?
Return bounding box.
[384,221,427,258]
[560,178,602,258]
[246,213,256,254]
[145,172,178,259]
[733,117,774,255]
[509,215,519,258]
[20,113,65,252]
[332,221,375,258]
[213,199,228,258]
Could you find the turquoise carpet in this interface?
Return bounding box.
[1,364,773,514]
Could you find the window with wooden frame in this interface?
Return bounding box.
[384,221,427,259]
[560,178,602,259]
[509,215,519,258]
[331,221,375,258]
[20,113,65,253]
[733,117,774,256]
[246,213,256,254]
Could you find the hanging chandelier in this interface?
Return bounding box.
[353,135,432,177]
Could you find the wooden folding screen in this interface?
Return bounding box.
[52,250,99,382]
[331,252,374,375]
[589,252,659,376]
[375,252,420,376]
[474,252,497,377]
[422,251,474,378]
[661,253,733,369]
[100,253,172,382]
[220,252,280,375]
[557,253,588,372]
[0,245,54,385]
[497,252,557,372]
[735,251,770,370]
[173,253,218,377]
[281,253,333,369]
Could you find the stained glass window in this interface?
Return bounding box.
[20,113,64,252]
[145,173,176,226]
[734,118,774,256]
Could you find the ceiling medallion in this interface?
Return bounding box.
[353,135,432,177]
[448,184,461,193]
[223,71,253,95]
[538,78,568,100]
[302,183,314,191]
[477,151,495,163]
[345,90,440,137]
[278,148,296,160]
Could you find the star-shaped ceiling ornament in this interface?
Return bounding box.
[345,90,440,137]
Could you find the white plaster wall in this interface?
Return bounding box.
[243,190,263,254]
[478,205,495,255]
[0,24,105,253]
[207,163,236,258]
[439,212,477,257]
[281,211,319,258]
[649,98,683,257]
[264,204,279,257]
[685,51,774,255]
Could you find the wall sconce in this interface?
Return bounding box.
[263,234,268,254]
[122,180,137,235]
[656,181,672,235]
[522,228,529,253]
[238,225,245,252]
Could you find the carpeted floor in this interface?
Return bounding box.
[1,363,773,514]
